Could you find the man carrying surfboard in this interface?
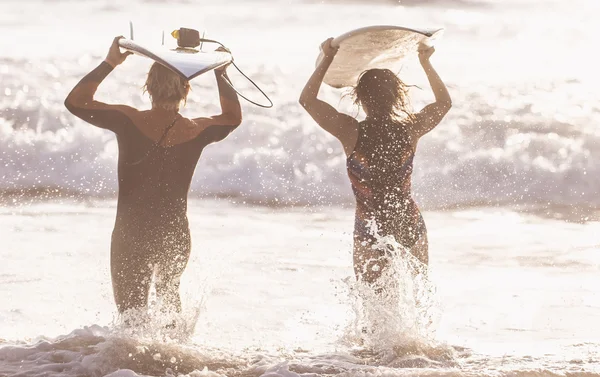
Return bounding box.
[65,36,242,317]
[299,37,451,293]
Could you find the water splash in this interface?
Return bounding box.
[111,275,209,345]
[341,219,455,367]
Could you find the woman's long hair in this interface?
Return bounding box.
[143,62,190,111]
[351,68,415,122]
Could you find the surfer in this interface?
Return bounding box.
[64,36,242,315]
[299,38,451,289]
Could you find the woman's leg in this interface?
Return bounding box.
[353,235,391,285]
[353,213,428,287]
[410,232,429,266]
[405,212,429,267]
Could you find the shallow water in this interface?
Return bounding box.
[2,200,599,376]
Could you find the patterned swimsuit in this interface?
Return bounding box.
[347,118,427,257]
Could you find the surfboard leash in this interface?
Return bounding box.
[139,24,273,108]
[198,38,273,109]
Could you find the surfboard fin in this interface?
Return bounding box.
[129,21,134,40]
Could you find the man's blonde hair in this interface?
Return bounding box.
[143,62,190,110]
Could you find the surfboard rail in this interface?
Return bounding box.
[317,25,444,88]
[331,25,443,48]
[118,38,232,81]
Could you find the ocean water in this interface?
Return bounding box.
[1,0,599,376]
[2,201,599,376]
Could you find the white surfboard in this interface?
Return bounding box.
[316,25,444,88]
[118,38,232,81]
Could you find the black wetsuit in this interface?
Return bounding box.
[65,62,238,312]
[346,118,428,282]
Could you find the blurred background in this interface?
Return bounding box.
[1,1,599,377]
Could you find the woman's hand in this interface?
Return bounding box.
[418,45,435,64]
[320,38,339,60]
[105,36,132,68]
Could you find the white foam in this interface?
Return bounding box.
[1,0,599,210]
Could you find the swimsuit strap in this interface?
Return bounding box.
[155,114,183,147]
[128,114,183,166]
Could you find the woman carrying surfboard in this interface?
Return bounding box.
[65,36,242,317]
[299,38,451,291]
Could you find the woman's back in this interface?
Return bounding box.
[348,118,416,216]
[299,38,450,283]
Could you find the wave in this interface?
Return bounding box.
[1,0,598,211]
[1,60,598,211]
